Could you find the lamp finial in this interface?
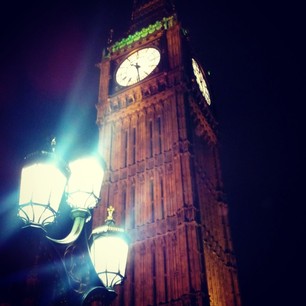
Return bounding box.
[50,137,56,152]
[106,205,115,223]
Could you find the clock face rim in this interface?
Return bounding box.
[115,47,161,87]
[191,58,211,105]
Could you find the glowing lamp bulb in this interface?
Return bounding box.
[66,156,104,210]
[18,152,68,226]
[90,225,129,289]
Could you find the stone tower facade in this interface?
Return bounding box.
[93,1,241,305]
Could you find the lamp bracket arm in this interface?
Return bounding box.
[47,209,91,244]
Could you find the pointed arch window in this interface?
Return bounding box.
[150,179,154,222]
[163,246,168,302]
[122,188,127,227]
[152,250,157,305]
[130,184,136,228]
[132,127,136,164]
[149,120,153,158]
[123,129,128,167]
[157,116,162,154]
[160,177,165,219]
[110,124,114,170]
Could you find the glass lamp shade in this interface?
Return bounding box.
[66,156,104,210]
[18,151,69,226]
[90,225,129,289]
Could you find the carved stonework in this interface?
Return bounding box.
[137,173,145,184]
[147,170,154,179]
[139,243,146,256]
[189,97,217,145]
[165,162,173,173]
[145,105,155,117]
[137,160,145,173]
[179,139,190,153]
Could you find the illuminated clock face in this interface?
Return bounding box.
[116,47,161,87]
[192,58,211,105]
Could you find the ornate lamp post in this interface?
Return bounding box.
[0,143,129,306]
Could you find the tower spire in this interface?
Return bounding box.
[129,0,175,33]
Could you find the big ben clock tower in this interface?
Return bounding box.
[93,1,241,305]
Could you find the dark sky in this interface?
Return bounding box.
[0,1,303,306]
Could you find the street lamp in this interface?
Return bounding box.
[1,144,129,306]
[90,206,129,290]
[18,150,70,226]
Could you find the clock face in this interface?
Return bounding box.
[116,47,161,87]
[192,58,211,105]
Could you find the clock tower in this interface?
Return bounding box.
[93,1,241,305]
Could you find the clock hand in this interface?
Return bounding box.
[127,61,141,82]
[132,62,141,82]
[127,77,132,85]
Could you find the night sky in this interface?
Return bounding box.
[0,1,303,306]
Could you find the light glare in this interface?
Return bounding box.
[66,157,104,209]
[18,163,67,225]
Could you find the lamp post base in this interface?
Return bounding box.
[0,224,116,306]
[82,287,117,306]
